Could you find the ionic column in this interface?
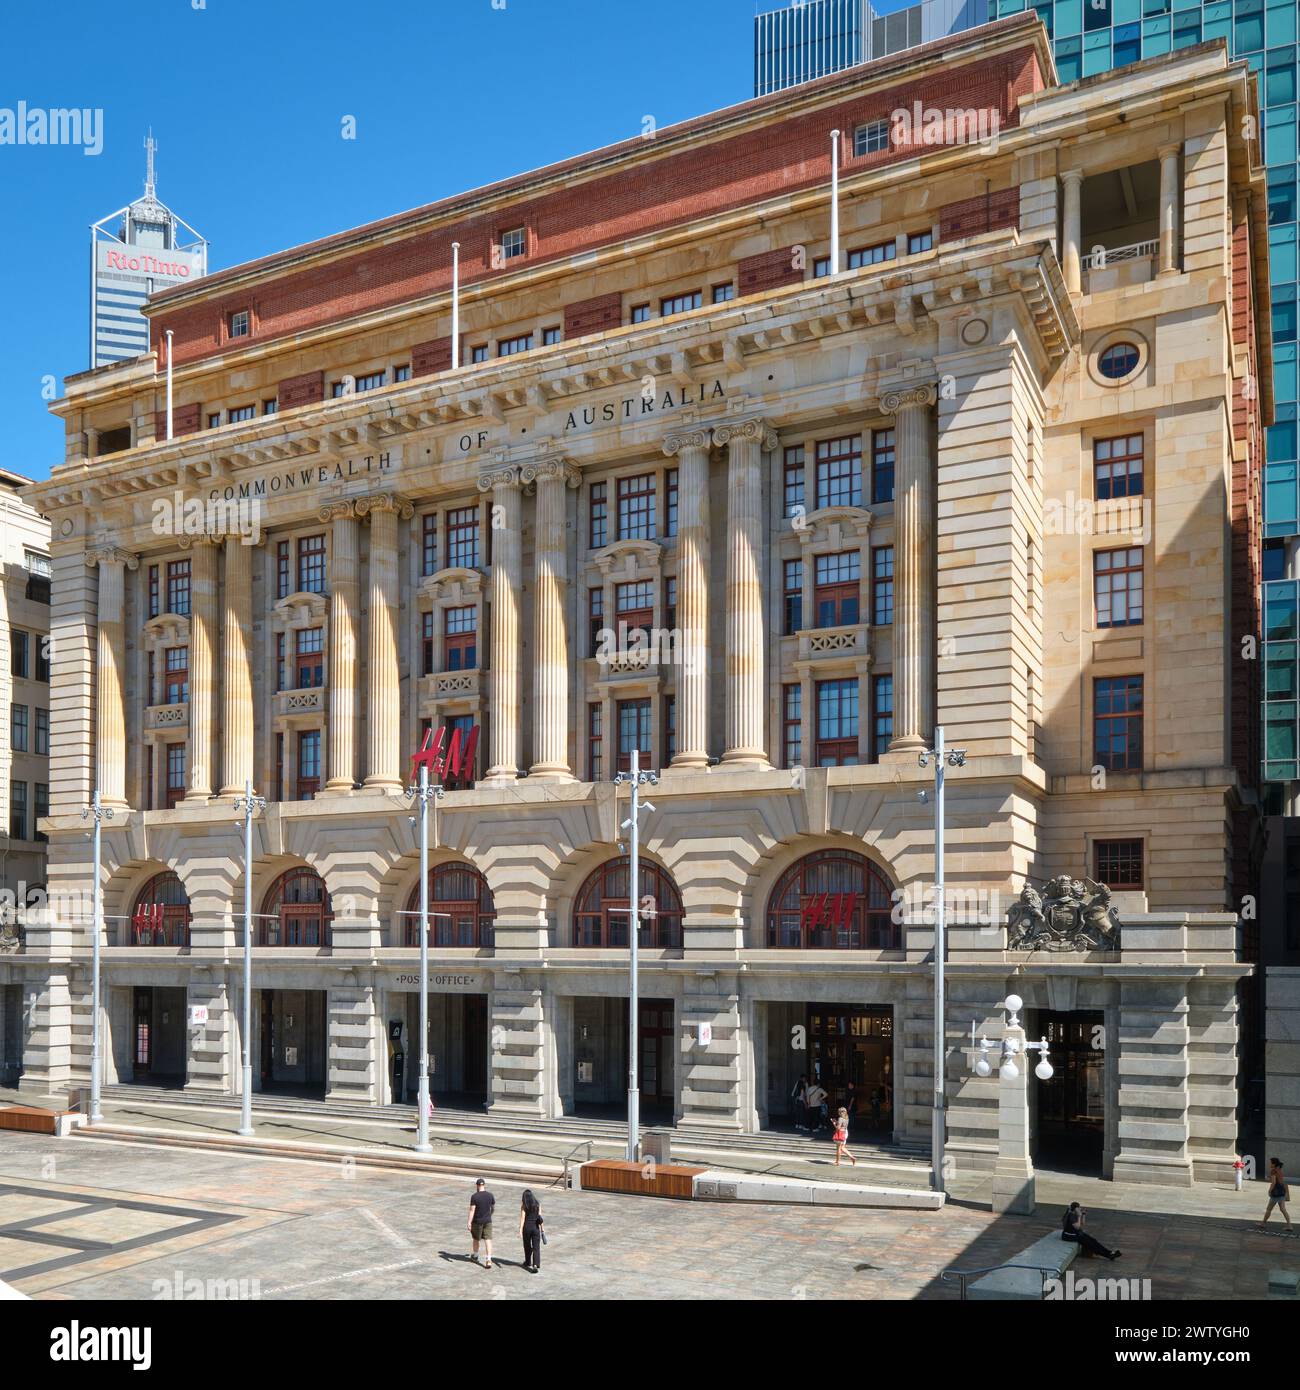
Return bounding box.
[883,385,937,756]
[321,502,360,793]
[663,429,712,769]
[1061,168,1084,295]
[86,547,137,809]
[713,418,775,768]
[360,493,412,791]
[481,467,523,783]
[218,534,254,796]
[1158,142,1181,276]
[184,538,218,801]
[525,458,580,780]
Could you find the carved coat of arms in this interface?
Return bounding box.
[1006,876,1121,952]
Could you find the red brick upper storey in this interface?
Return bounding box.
[147,17,1047,369]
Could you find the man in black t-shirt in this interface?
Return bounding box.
[468,1179,496,1269]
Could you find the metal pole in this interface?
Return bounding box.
[165,329,174,440]
[451,242,460,369]
[830,129,841,274]
[238,778,255,1137]
[89,789,104,1124]
[416,761,432,1153]
[932,725,947,1193]
[627,748,640,1162]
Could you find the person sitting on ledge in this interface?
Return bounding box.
[1061,1202,1122,1261]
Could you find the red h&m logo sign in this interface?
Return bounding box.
[411,725,479,786]
[800,893,860,934]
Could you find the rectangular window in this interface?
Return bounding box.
[10,704,27,752]
[208,413,222,430]
[1094,676,1144,771]
[872,673,894,760]
[274,733,284,803]
[588,587,604,658]
[34,782,48,842]
[148,565,160,619]
[907,230,933,253]
[276,540,291,599]
[615,581,654,645]
[297,730,321,799]
[665,469,679,538]
[394,364,412,383]
[1094,434,1144,499]
[229,309,250,338]
[35,639,50,683]
[815,436,862,509]
[471,345,489,364]
[24,551,50,604]
[9,780,26,841]
[784,446,806,517]
[166,559,191,615]
[421,611,436,676]
[263,398,279,415]
[275,632,287,692]
[589,482,608,550]
[782,684,802,768]
[1094,547,1144,628]
[331,380,349,398]
[847,241,896,269]
[813,255,832,278]
[166,744,186,809]
[354,371,386,393]
[712,283,735,303]
[588,703,603,781]
[664,694,677,764]
[421,513,438,577]
[854,119,889,155]
[446,506,480,569]
[497,333,534,357]
[871,428,896,504]
[500,226,527,260]
[164,646,189,704]
[1095,838,1144,888]
[617,473,656,540]
[631,304,651,324]
[542,326,562,346]
[297,535,326,594]
[815,678,859,766]
[35,707,49,756]
[783,559,804,635]
[872,547,894,625]
[228,404,255,423]
[661,291,702,317]
[11,631,27,679]
[664,575,678,630]
[616,698,652,771]
[295,628,324,688]
[444,606,478,671]
[814,551,861,627]
[145,745,154,811]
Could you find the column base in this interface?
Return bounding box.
[720,749,771,770]
[482,768,518,786]
[670,753,710,771]
[183,791,213,805]
[320,780,359,796]
[527,763,576,782]
[361,776,403,793]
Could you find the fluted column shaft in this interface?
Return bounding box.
[90,549,135,808]
[1061,169,1084,294]
[483,470,522,783]
[664,432,712,769]
[363,496,408,790]
[185,539,218,801]
[528,462,578,780]
[323,506,360,793]
[716,420,774,767]
[1158,143,1181,275]
[885,386,937,755]
[219,535,254,796]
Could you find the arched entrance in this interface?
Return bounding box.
[572,857,682,948]
[765,848,896,950]
[131,871,192,947]
[256,866,331,1096]
[261,866,332,947]
[121,871,192,1085]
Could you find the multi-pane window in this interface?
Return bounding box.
[228,404,255,423]
[393,365,412,382]
[813,255,832,278]
[712,283,735,303]
[35,707,49,756]
[166,559,191,615]
[664,575,677,629]
[616,698,652,771]
[166,744,186,809]
[276,541,291,599]
[297,535,326,594]
[588,704,603,781]
[847,241,896,269]
[631,304,652,324]
[498,333,533,356]
[421,514,438,576]
[229,309,250,338]
[617,474,656,540]
[164,647,189,704]
[34,783,48,842]
[854,119,889,155]
[1094,548,1144,628]
[500,226,526,260]
[263,398,279,415]
[870,428,896,504]
[331,379,352,399]
[1094,435,1144,499]
[275,633,287,692]
[470,345,489,364]
[542,326,562,346]
[907,230,933,253]
[354,371,386,393]
[421,612,436,676]
[783,446,806,517]
[814,552,860,627]
[589,482,608,549]
[11,704,27,752]
[588,587,604,658]
[9,781,26,841]
[665,469,679,538]
[446,507,480,569]
[11,631,27,679]
[35,639,49,683]
[872,674,893,760]
[1095,839,1144,889]
[815,436,862,509]
[782,684,802,768]
[664,695,677,764]
[616,581,654,643]
[661,291,702,317]
[783,559,804,635]
[815,678,859,766]
[297,730,321,799]
[1094,676,1144,771]
[147,565,160,618]
[295,628,324,688]
[444,606,478,670]
[25,551,50,604]
[208,413,221,429]
[872,547,894,626]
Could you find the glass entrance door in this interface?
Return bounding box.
[1034,1011,1105,1171]
[807,1006,893,1132]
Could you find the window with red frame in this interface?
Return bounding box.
[1094,434,1144,499]
[444,606,477,670]
[616,698,652,771]
[665,469,679,537]
[406,862,496,947]
[421,611,435,676]
[870,428,896,504]
[616,474,656,540]
[295,628,324,687]
[814,551,861,627]
[815,678,859,766]
[765,849,896,949]
[163,647,188,704]
[573,858,683,948]
[588,703,603,781]
[296,729,321,798]
[784,446,806,518]
[166,559,190,615]
[815,436,862,509]
[615,580,654,647]
[147,565,159,618]
[588,587,604,658]
[663,695,677,764]
[664,575,677,630]
[274,733,284,802]
[275,633,287,692]
[165,743,186,808]
[131,871,192,947]
[783,684,802,768]
[446,506,480,569]
[276,540,290,599]
[589,481,608,549]
[421,513,438,576]
[297,535,326,594]
[1093,676,1143,771]
[1094,838,1144,888]
[783,559,804,634]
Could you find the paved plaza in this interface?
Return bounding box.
[0,1129,1294,1301]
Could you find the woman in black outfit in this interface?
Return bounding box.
[1061,1202,1122,1260]
[519,1189,544,1273]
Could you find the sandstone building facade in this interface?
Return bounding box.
[5,16,1270,1184]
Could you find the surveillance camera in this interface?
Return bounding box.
[918,789,929,803]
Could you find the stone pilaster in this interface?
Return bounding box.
[321,501,360,793]
[358,493,412,791]
[882,384,937,757]
[480,466,523,784]
[677,986,743,1131]
[325,984,382,1105]
[1061,168,1084,294]
[663,429,712,768]
[1113,981,1194,1186]
[714,418,775,768]
[86,546,138,809]
[218,535,255,796]
[1158,143,1181,275]
[184,537,219,801]
[489,984,547,1116]
[524,459,580,780]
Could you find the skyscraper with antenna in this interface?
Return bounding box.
[89,133,207,369]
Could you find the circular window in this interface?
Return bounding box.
[1098,342,1140,381]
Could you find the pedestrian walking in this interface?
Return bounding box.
[1259,1157,1293,1234]
[1061,1202,1121,1260]
[791,1074,809,1131]
[519,1189,544,1273]
[468,1178,495,1269]
[804,1079,828,1133]
[832,1106,857,1167]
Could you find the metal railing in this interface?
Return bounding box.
[553,1139,594,1190]
[940,1261,1063,1300]
[1081,239,1158,271]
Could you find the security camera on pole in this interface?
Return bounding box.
[80,789,114,1124]
[233,779,266,1137]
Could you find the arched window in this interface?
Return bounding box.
[573,858,683,948]
[765,849,896,949]
[131,871,191,947]
[405,862,495,947]
[261,867,332,947]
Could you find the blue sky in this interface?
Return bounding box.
[0,0,906,481]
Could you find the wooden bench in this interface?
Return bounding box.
[966,1232,1080,1300]
[577,1159,706,1199]
[0,1105,64,1136]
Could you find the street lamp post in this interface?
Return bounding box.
[234,779,266,1138]
[407,759,445,1154]
[614,749,658,1162]
[80,789,114,1124]
[917,726,966,1194]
